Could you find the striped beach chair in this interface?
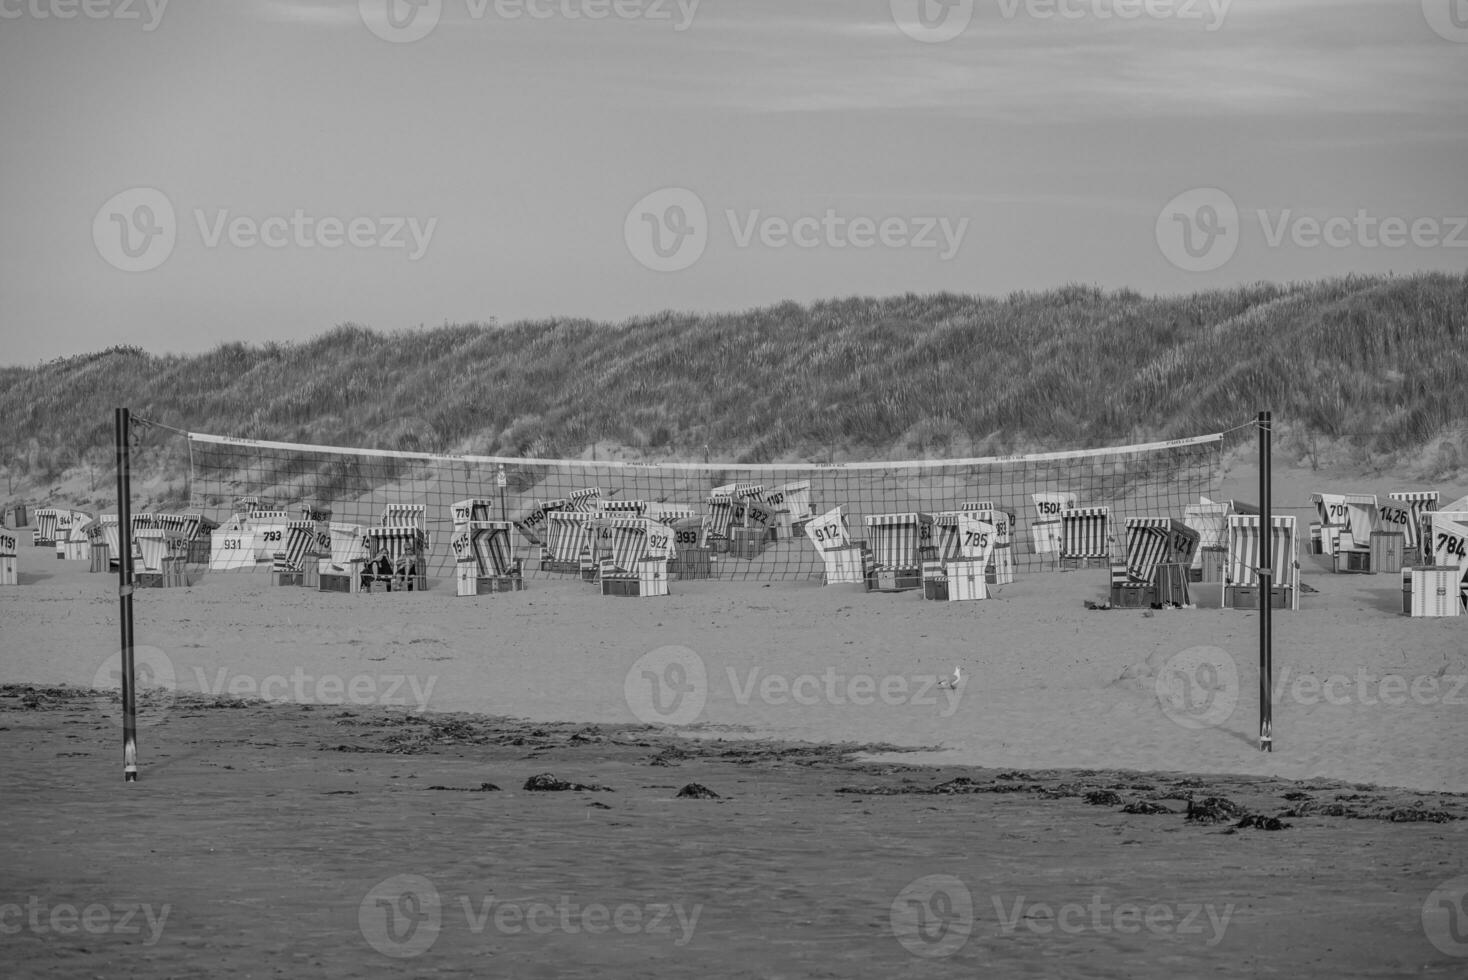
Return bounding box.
[594,517,672,596]
[33,508,59,547]
[362,525,428,591]
[64,514,94,561]
[569,488,603,512]
[544,509,597,568]
[1424,510,1468,611]
[452,498,494,526]
[1060,507,1111,562]
[448,521,511,576]
[1310,492,1378,557]
[706,492,738,542]
[930,512,966,562]
[134,528,189,586]
[767,480,814,528]
[1225,515,1298,610]
[98,515,121,569]
[514,498,567,551]
[647,503,699,527]
[863,513,932,591]
[1387,491,1438,557]
[452,520,522,595]
[598,499,648,519]
[594,517,669,573]
[381,504,426,531]
[1121,518,1172,584]
[271,521,320,584]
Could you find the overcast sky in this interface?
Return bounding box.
[1,0,1464,364]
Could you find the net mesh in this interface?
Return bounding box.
[181,431,1225,582]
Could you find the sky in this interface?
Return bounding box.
[1,0,1465,364]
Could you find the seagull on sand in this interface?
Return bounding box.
[938,665,963,690]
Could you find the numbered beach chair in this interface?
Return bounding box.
[569,488,603,512]
[1424,510,1468,612]
[863,513,932,592]
[452,498,495,527]
[134,528,190,587]
[805,506,864,585]
[271,521,321,587]
[453,520,523,595]
[595,517,670,597]
[765,480,814,538]
[63,514,94,561]
[1386,491,1438,565]
[1224,515,1299,610]
[318,522,370,592]
[1310,492,1378,569]
[1028,492,1075,560]
[943,512,997,602]
[0,526,18,585]
[961,503,1015,584]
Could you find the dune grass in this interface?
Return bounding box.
[2,271,1465,505]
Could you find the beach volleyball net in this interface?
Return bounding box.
[176,429,1225,582]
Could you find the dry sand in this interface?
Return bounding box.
[2,458,1467,976]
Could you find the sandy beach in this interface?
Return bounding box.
[3,460,1468,974]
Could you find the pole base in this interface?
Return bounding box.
[1258,737,1272,753]
[124,766,138,782]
